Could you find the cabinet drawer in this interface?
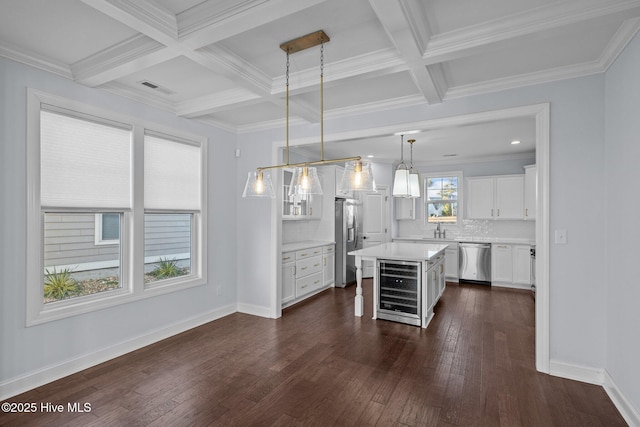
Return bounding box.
[282,251,295,264]
[296,255,322,277]
[296,247,323,260]
[322,245,335,254]
[296,272,323,296]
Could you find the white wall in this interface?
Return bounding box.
[604,32,640,418]
[0,57,238,397]
[237,72,607,372]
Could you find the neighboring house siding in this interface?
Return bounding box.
[44,214,189,271]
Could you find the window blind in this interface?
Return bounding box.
[40,110,132,209]
[144,134,201,211]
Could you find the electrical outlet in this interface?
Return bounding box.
[555,229,567,244]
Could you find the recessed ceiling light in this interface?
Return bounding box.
[511,140,521,145]
[367,155,374,158]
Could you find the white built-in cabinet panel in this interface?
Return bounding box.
[395,197,416,220]
[445,245,459,280]
[467,175,524,220]
[323,245,335,287]
[282,252,296,305]
[495,176,524,219]
[282,244,335,307]
[467,177,494,219]
[512,245,532,285]
[524,165,537,220]
[491,243,532,287]
[492,244,513,283]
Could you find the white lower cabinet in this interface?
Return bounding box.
[282,252,296,305]
[491,243,531,288]
[323,245,335,287]
[444,244,459,281]
[282,243,335,307]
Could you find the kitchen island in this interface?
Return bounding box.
[349,242,449,328]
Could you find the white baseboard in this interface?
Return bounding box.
[549,359,605,385]
[550,360,640,426]
[603,370,640,427]
[491,281,533,290]
[237,303,274,318]
[0,303,237,401]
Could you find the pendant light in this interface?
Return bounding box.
[392,135,411,197]
[242,30,375,199]
[407,139,421,198]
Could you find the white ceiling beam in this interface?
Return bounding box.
[368,0,443,103]
[423,0,640,65]
[177,0,327,49]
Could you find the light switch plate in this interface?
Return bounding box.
[555,229,567,244]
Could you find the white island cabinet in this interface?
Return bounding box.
[349,242,448,328]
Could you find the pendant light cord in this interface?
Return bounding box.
[320,41,324,162]
[286,50,290,165]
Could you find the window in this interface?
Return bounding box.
[96,213,121,244]
[27,90,207,325]
[424,172,463,226]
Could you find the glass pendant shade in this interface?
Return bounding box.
[242,171,275,198]
[288,166,323,196]
[409,168,421,198]
[338,160,376,194]
[392,164,411,197]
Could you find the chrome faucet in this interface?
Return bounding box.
[434,222,445,239]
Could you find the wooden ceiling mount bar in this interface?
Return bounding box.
[280,30,330,53]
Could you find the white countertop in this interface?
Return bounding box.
[349,242,448,261]
[282,240,335,252]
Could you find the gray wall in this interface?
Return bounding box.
[0,56,238,388]
[605,31,640,415]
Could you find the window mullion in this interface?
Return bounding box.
[130,126,145,293]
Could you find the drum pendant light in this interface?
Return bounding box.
[392,135,411,197]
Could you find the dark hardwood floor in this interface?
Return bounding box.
[1,281,626,426]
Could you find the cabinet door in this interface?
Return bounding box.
[467,177,494,219]
[308,193,322,219]
[445,247,458,280]
[492,244,513,283]
[282,261,296,304]
[495,176,524,219]
[323,253,335,286]
[512,245,532,285]
[395,197,415,220]
[524,165,536,220]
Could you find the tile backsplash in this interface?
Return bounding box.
[397,218,535,242]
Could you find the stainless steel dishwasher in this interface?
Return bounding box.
[458,242,491,284]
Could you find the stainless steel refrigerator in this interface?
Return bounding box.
[335,198,363,287]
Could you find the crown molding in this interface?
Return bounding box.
[197,45,272,95]
[599,16,640,70]
[0,42,72,79]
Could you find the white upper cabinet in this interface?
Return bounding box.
[524,165,537,220]
[395,197,416,220]
[467,175,524,220]
[282,169,322,220]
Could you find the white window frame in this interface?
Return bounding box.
[26,89,208,326]
[423,171,463,229]
[95,213,120,245]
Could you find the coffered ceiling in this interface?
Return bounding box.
[2,0,640,161]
